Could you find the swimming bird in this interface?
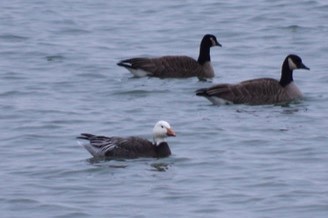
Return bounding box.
[77,121,176,159]
[117,34,221,80]
[196,54,310,105]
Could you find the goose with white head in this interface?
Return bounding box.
[77,121,176,159]
[196,54,310,105]
[117,34,221,80]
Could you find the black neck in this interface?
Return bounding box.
[279,58,293,87]
[155,142,171,158]
[197,43,211,65]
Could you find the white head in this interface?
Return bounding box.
[152,120,176,145]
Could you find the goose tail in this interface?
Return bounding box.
[77,133,95,140]
[195,88,209,97]
[117,60,133,69]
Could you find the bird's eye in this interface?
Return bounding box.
[161,125,164,128]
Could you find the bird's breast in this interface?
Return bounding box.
[285,82,303,99]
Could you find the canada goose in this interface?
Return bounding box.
[117,34,221,80]
[77,121,176,159]
[196,54,310,105]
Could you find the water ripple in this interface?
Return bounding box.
[1,0,328,218]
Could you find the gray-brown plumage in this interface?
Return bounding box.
[77,121,176,159]
[196,54,310,105]
[117,34,221,80]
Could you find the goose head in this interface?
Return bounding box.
[153,120,176,145]
[280,54,310,87]
[201,34,222,48]
[287,54,310,71]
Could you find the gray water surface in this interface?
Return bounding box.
[1,0,328,217]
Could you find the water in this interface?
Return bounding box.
[1,0,328,217]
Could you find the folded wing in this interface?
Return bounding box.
[197,78,287,105]
[78,134,155,158]
[118,56,204,78]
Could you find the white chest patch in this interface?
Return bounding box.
[285,82,303,99]
[202,61,215,78]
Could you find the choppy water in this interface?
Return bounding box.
[1,0,328,217]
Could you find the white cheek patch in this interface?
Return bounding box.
[288,58,297,70]
[210,37,216,46]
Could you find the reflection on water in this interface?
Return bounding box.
[87,156,173,171]
[150,162,171,172]
[46,55,65,62]
[87,157,128,168]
